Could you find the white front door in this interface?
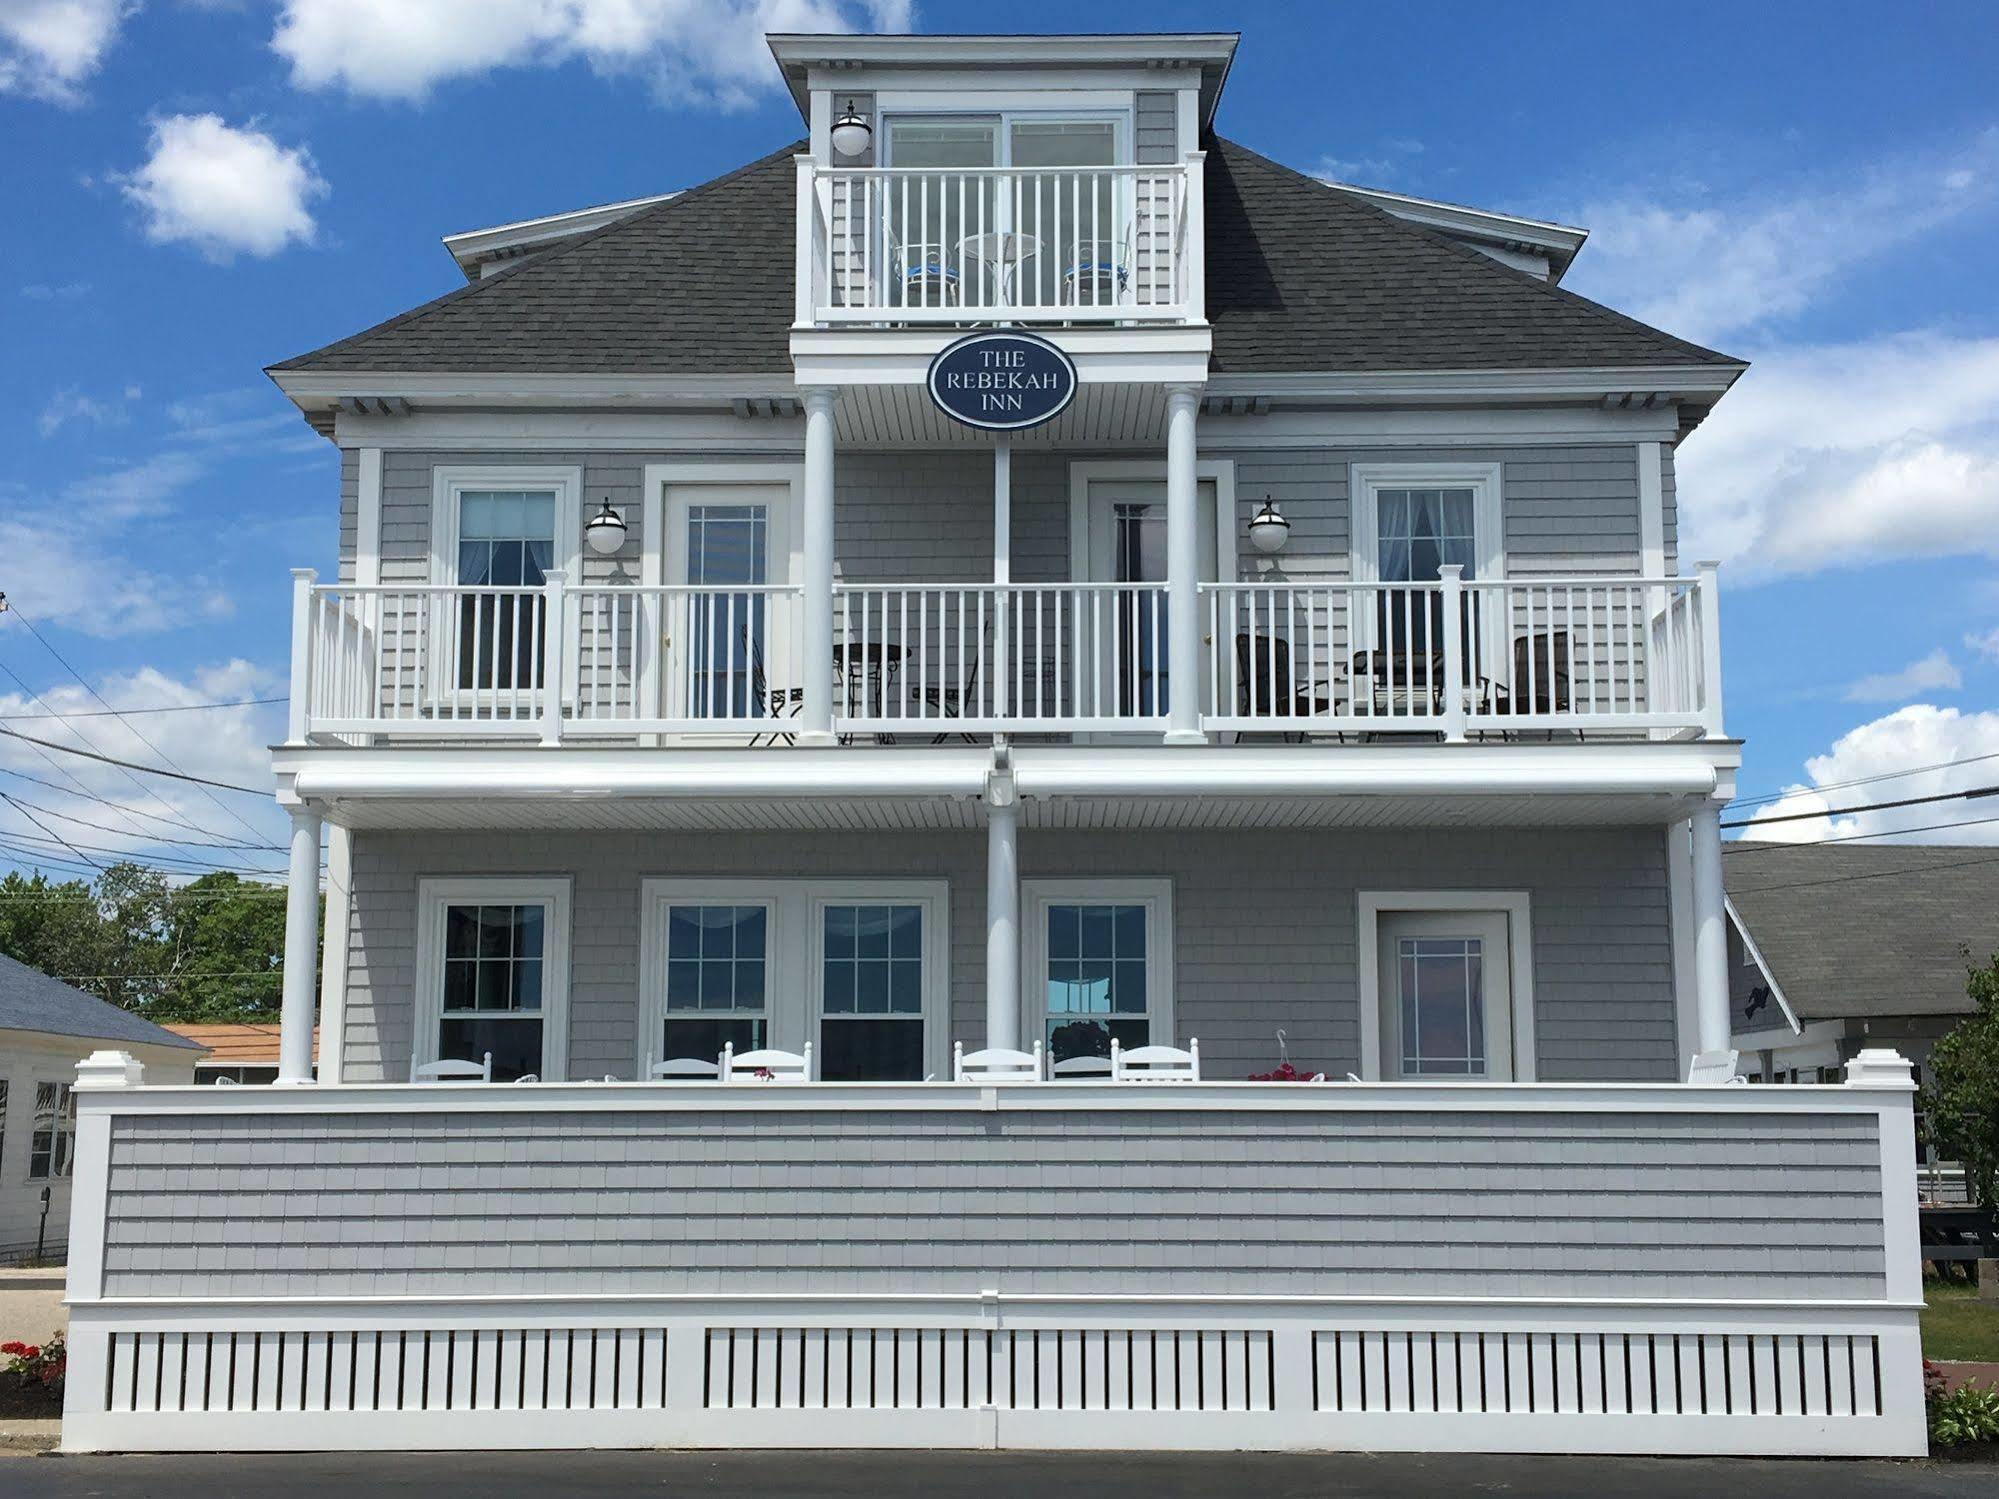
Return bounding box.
[1081,478,1219,718]
[660,481,799,725]
[1376,910,1514,1080]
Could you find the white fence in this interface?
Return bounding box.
[800,158,1201,326]
[60,1056,1923,1455]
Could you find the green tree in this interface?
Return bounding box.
[1924,951,1999,1209]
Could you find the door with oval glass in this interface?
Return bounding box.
[1376,910,1514,1080]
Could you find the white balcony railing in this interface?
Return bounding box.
[797,157,1203,326]
[288,569,1721,744]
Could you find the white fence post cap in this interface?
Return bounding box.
[1844,1048,1915,1088]
[75,1050,145,1090]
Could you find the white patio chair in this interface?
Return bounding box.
[411,1052,492,1083]
[1050,1054,1113,1078]
[1111,1037,1200,1083]
[722,1042,813,1083]
[953,1040,1043,1082]
[1687,1049,1746,1085]
[648,1052,721,1080]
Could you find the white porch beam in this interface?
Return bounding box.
[1689,801,1730,1057]
[985,752,1020,1052]
[800,387,838,744]
[1163,384,1204,744]
[277,806,324,1085]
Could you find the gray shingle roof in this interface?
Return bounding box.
[0,952,203,1051]
[270,136,1741,379]
[1726,842,1999,1022]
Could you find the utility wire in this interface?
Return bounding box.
[1721,783,1999,831]
[0,725,271,796]
[1724,810,1999,851]
[1727,747,1999,811]
[0,696,286,723]
[0,793,103,873]
[0,827,299,875]
[0,788,284,851]
[1725,849,1999,896]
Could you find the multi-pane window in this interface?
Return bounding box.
[820,904,924,1081]
[439,903,546,1081]
[1373,487,1478,657]
[29,1081,73,1179]
[1396,936,1486,1077]
[455,489,556,691]
[662,904,768,1062]
[685,504,768,718]
[1044,903,1150,1064]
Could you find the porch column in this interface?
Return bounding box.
[277,805,323,1085]
[800,386,838,744]
[1163,383,1205,744]
[1689,800,1731,1059]
[985,751,1020,1051]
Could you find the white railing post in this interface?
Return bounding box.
[1182,151,1206,322]
[794,156,817,327]
[277,807,323,1084]
[1847,1048,1928,1449]
[801,388,838,744]
[1438,565,1467,743]
[538,569,566,747]
[287,568,316,745]
[1163,385,1204,744]
[985,752,1020,1052]
[1696,560,1724,737]
[1689,800,1729,1056]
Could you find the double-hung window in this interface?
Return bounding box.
[415,877,572,1081]
[818,902,925,1081]
[431,467,580,700]
[1023,879,1174,1067]
[29,1081,73,1179]
[660,903,770,1060]
[1350,463,1503,669]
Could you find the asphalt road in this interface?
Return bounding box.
[1,1450,1996,1498]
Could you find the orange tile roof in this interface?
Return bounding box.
[166,1023,319,1065]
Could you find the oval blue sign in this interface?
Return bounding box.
[926,331,1078,432]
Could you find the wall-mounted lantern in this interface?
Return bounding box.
[1247,496,1291,555]
[584,498,627,555]
[831,99,873,159]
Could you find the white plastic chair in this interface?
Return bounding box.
[722,1042,813,1083]
[1050,1054,1113,1078]
[953,1040,1043,1082]
[1111,1038,1200,1083]
[1687,1049,1746,1085]
[511,1074,539,1084]
[648,1053,721,1080]
[411,1052,492,1083]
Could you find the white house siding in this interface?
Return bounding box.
[335,825,1678,1086]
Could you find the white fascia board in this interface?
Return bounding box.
[789,327,1212,387]
[1325,182,1588,281]
[441,192,678,279]
[1724,894,1803,1035]
[271,370,797,411]
[1732,1018,1848,1054]
[1202,365,1747,405]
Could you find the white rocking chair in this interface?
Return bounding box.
[953,1040,1043,1082]
[1111,1038,1200,1083]
[648,1053,722,1080]
[1050,1053,1113,1078]
[1686,1049,1746,1085]
[722,1042,814,1083]
[411,1052,492,1083]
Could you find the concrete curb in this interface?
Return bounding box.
[0,1417,59,1453]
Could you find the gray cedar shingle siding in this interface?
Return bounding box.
[97,1104,1884,1300]
[336,826,1678,1085]
[269,139,1740,379]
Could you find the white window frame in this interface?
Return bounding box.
[1349,461,1505,663]
[1021,877,1176,1055]
[414,876,573,1081]
[639,878,950,1080]
[428,464,584,707]
[1356,890,1535,1082]
[27,1078,74,1180]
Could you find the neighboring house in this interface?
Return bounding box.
[58,31,1929,1458]
[1727,842,1999,1083]
[0,954,199,1263]
[164,1023,318,1085]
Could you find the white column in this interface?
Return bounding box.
[1163,384,1204,744]
[277,806,323,1085]
[1690,800,1730,1058]
[985,773,1020,1052]
[800,386,838,744]
[993,443,1011,717]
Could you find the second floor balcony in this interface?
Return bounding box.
[288,568,1722,748]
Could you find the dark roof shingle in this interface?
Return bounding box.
[0,952,203,1051]
[272,137,1741,379]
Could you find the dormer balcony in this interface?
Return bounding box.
[796,155,1205,328]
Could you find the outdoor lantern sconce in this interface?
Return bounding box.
[1248,496,1291,554]
[584,498,627,555]
[831,99,873,158]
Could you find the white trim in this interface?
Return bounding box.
[354,449,382,587]
[1067,457,1236,585]
[1356,891,1536,1083]
[316,824,352,1085]
[442,193,678,278]
[412,876,573,1082]
[637,877,951,1081]
[1020,877,1176,1056]
[1667,819,1697,1072]
[1321,182,1586,281]
[1349,460,1504,585]
[1637,440,1666,578]
[1724,895,1802,1035]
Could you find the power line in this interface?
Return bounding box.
[0,827,299,875]
[0,787,284,852]
[1725,810,1999,851]
[1725,849,1999,897]
[41,971,284,984]
[1727,748,1999,811]
[0,792,103,874]
[0,725,271,796]
[0,696,286,723]
[1721,783,1999,831]
[5,606,276,847]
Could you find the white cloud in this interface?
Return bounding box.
[1843,648,1963,703]
[118,114,328,262]
[271,0,911,109]
[1564,129,1999,349]
[1967,626,1999,664]
[1672,331,1999,577]
[1316,139,1428,190]
[37,384,131,437]
[0,0,127,103]
[1742,705,1999,846]
[19,280,90,300]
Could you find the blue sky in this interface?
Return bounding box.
[3,0,1998,882]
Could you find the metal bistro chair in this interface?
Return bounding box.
[721,1042,814,1083]
[1234,633,1336,742]
[1481,631,1574,740]
[886,225,959,310]
[920,625,988,744]
[1110,1038,1200,1083]
[411,1052,492,1083]
[1062,227,1132,311]
[953,1040,1044,1082]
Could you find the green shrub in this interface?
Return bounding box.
[1927,1360,1999,1447]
